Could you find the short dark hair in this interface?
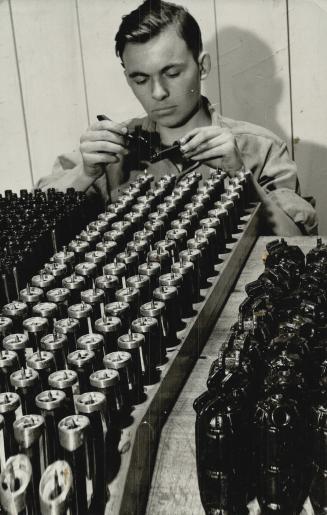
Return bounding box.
[115,0,203,63]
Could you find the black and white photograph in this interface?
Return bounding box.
[0,0,326,513]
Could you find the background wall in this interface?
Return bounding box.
[1,0,326,231]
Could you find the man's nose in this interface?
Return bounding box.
[151,78,169,101]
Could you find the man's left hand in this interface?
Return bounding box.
[179,126,244,177]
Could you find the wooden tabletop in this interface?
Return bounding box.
[146,236,321,515]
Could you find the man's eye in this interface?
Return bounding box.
[134,78,147,85]
[166,72,180,78]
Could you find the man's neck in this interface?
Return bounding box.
[158,98,212,146]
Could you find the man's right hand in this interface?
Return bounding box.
[79,119,129,179]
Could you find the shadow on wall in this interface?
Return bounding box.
[205,27,327,233]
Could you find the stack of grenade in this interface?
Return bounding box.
[0,188,100,307]
[194,237,327,515]
[0,164,254,514]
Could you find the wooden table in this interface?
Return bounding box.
[146,236,321,515]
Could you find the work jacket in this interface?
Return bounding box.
[36,99,318,234]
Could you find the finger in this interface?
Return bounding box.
[180,126,227,146]
[83,152,120,165]
[81,130,127,146]
[88,119,128,135]
[186,141,231,162]
[183,135,224,158]
[81,140,129,155]
[180,128,227,153]
[183,134,230,159]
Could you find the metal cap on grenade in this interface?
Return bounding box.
[2,302,28,330]
[75,391,106,414]
[13,414,45,449]
[58,414,90,451]
[19,285,44,306]
[41,332,68,352]
[103,350,132,371]
[96,273,119,307]
[95,315,122,335]
[0,454,32,515]
[90,368,120,389]
[23,316,49,334]
[88,219,110,234]
[31,271,56,293]
[54,317,79,335]
[74,263,97,289]
[48,369,78,390]
[46,287,70,304]
[32,302,58,320]
[27,351,55,372]
[67,349,95,369]
[68,238,90,262]
[0,391,21,414]
[35,389,66,412]
[3,333,28,366]
[10,367,39,389]
[39,460,73,515]
[62,273,85,293]
[0,316,13,339]
[44,261,67,282]
[118,331,145,350]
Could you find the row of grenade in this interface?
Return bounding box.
[0,187,98,307]
[194,237,327,514]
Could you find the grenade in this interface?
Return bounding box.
[75,392,108,513]
[126,274,151,306]
[96,239,118,264]
[193,390,251,515]
[95,274,119,304]
[3,333,28,368]
[58,415,90,514]
[126,237,150,263]
[19,284,44,315]
[44,261,67,288]
[46,287,71,319]
[85,250,106,275]
[62,273,85,304]
[69,236,90,263]
[254,394,309,514]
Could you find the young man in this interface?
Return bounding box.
[37,0,317,235]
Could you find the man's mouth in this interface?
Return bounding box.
[152,106,177,113]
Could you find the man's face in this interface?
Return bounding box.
[123,25,202,128]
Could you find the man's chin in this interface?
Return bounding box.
[151,113,186,129]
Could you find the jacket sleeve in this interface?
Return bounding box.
[34,117,144,201]
[35,150,92,191]
[254,139,318,235]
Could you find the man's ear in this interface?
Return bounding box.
[198,52,211,80]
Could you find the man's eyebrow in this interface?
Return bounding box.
[128,63,183,78]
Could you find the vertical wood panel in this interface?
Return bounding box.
[78,0,220,124]
[11,0,88,185]
[0,0,31,192]
[288,0,327,234]
[215,0,292,150]
[77,0,141,124]
[179,0,221,110]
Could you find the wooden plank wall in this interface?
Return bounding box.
[0,0,326,232]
